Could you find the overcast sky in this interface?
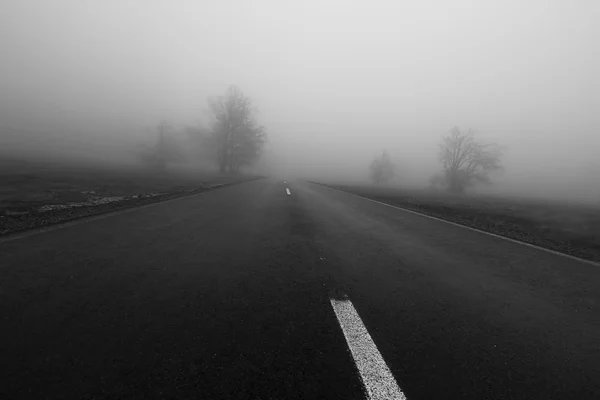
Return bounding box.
[1,0,599,200]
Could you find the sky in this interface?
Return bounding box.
[1,0,599,200]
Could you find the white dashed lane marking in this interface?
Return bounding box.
[286,188,291,195]
[330,297,407,400]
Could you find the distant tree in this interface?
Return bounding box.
[427,173,445,192]
[185,123,217,165]
[139,121,185,170]
[433,127,502,194]
[208,86,267,173]
[370,150,395,184]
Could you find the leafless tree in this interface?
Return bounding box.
[139,121,184,171]
[208,86,266,174]
[434,127,502,194]
[370,150,395,184]
[185,123,217,165]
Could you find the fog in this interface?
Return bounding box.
[1,0,599,202]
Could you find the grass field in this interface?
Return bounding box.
[0,156,249,235]
[0,157,230,214]
[319,183,600,263]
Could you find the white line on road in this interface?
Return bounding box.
[286,188,291,195]
[330,297,407,400]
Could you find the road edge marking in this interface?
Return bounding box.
[315,183,600,267]
[330,297,407,400]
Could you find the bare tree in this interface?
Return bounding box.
[139,121,184,171]
[434,127,502,194]
[208,86,266,174]
[370,150,395,184]
[185,123,217,165]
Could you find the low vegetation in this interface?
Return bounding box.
[0,157,255,236]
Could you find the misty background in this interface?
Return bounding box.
[1,0,598,202]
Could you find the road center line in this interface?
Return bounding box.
[286,188,291,195]
[330,297,407,400]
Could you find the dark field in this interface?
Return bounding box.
[318,183,600,263]
[0,157,251,235]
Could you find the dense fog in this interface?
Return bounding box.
[1,0,598,202]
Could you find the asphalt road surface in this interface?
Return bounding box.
[1,178,599,399]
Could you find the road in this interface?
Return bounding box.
[1,178,599,399]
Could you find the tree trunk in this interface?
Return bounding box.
[448,180,464,194]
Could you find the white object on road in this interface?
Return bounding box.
[330,297,407,400]
[286,188,291,195]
